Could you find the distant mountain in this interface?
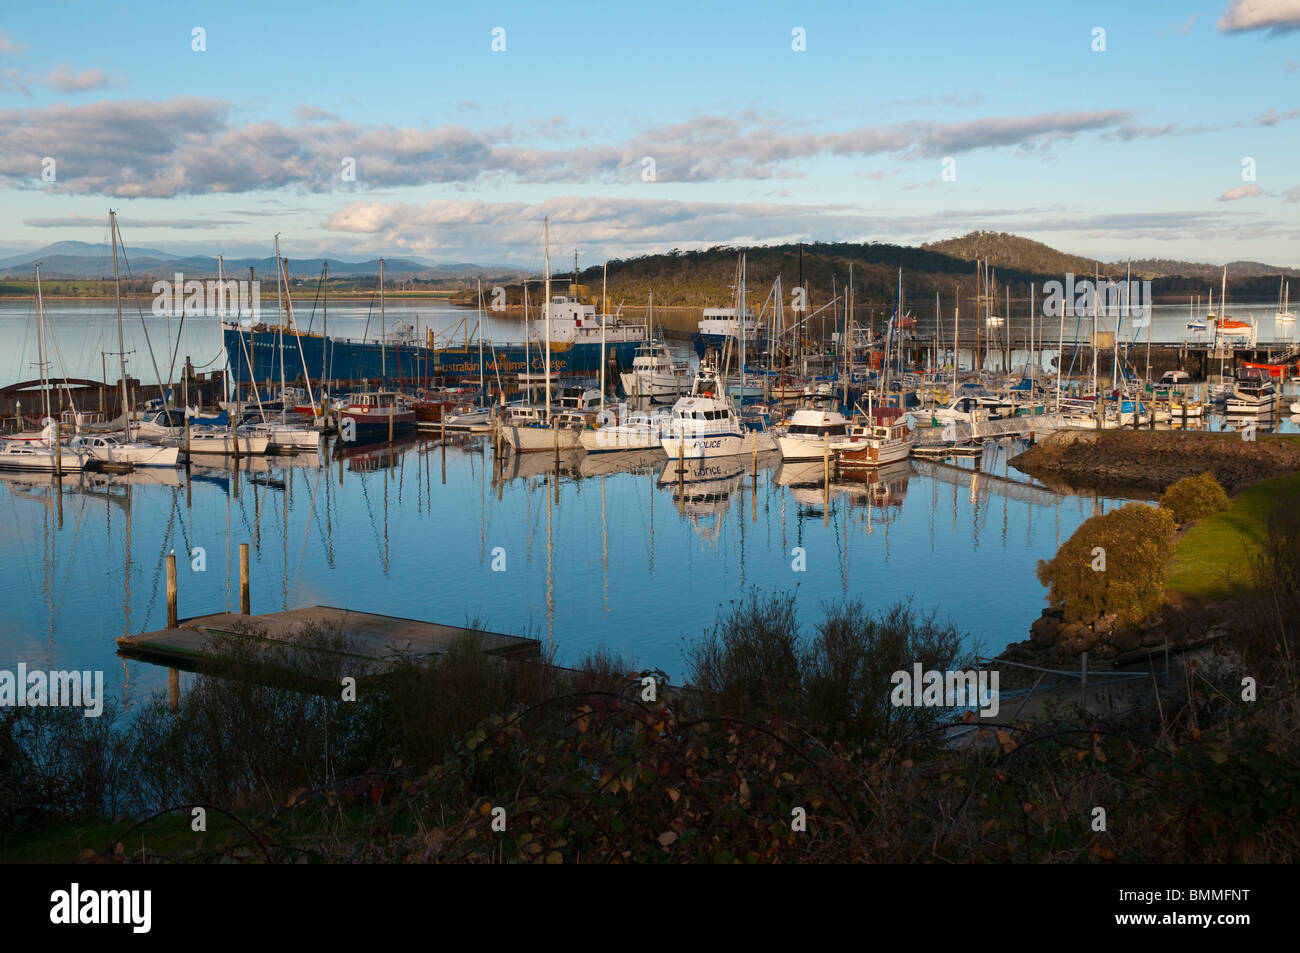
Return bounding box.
[0,243,528,280]
[922,231,1104,276]
[924,231,1300,281]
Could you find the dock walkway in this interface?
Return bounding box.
[116,605,541,683]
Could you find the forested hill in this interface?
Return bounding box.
[492,233,1296,309]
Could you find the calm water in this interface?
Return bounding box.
[3,296,1299,705]
[3,433,1134,702]
[1,298,1296,388]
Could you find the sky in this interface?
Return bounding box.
[0,0,1298,271]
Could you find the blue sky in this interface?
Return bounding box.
[1,0,1298,269]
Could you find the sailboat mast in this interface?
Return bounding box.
[477,278,485,405]
[110,211,130,436]
[600,260,607,414]
[35,264,50,426]
[544,219,551,416]
[379,258,386,381]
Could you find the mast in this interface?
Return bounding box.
[953,298,960,393]
[35,264,50,428]
[1091,265,1099,398]
[1057,281,1065,411]
[844,264,853,408]
[477,278,485,406]
[321,261,329,391]
[600,261,607,414]
[544,219,551,417]
[110,211,130,437]
[379,257,386,381]
[739,253,746,404]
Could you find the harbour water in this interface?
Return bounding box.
[3,298,1298,706]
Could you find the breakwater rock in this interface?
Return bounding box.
[1010,429,1300,494]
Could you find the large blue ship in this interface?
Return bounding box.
[223,295,647,388]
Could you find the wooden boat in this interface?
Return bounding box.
[831,406,915,468]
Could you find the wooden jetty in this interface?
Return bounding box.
[116,605,542,687]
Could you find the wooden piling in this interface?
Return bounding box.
[166,553,178,628]
[239,542,251,615]
[168,668,179,713]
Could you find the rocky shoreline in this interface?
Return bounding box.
[1010,429,1300,494]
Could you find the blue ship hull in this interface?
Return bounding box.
[224,326,641,388]
[692,332,766,359]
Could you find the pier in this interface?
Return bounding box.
[117,605,542,688]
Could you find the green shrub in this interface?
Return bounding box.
[1160,471,1229,523]
[1036,503,1177,627]
[803,600,966,748]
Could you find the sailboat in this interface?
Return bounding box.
[1276,278,1294,327]
[501,219,587,453]
[0,266,92,472]
[1187,293,1207,334]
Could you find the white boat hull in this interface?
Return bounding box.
[581,425,663,453]
[619,371,684,399]
[0,444,92,472]
[776,435,839,461]
[660,432,745,459]
[187,432,271,456]
[503,424,583,453]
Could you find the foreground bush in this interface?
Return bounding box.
[1036,503,1176,627]
[1160,471,1229,524]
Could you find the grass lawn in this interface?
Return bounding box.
[1165,471,1300,602]
[0,813,245,863]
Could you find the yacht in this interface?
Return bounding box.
[1226,370,1276,414]
[68,433,181,468]
[619,341,689,401]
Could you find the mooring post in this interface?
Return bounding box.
[166,552,178,628]
[168,668,179,713]
[239,542,250,614]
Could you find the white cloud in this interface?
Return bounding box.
[1218,0,1300,34]
[1217,184,1262,201]
[46,65,114,93]
[0,98,1136,197]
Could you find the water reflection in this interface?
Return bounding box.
[0,432,1151,693]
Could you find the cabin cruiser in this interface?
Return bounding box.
[661,359,747,459]
[619,341,689,400]
[1226,370,1276,414]
[775,398,850,461]
[831,406,915,468]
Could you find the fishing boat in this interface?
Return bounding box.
[831,405,915,468]
[660,359,749,460]
[340,391,417,438]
